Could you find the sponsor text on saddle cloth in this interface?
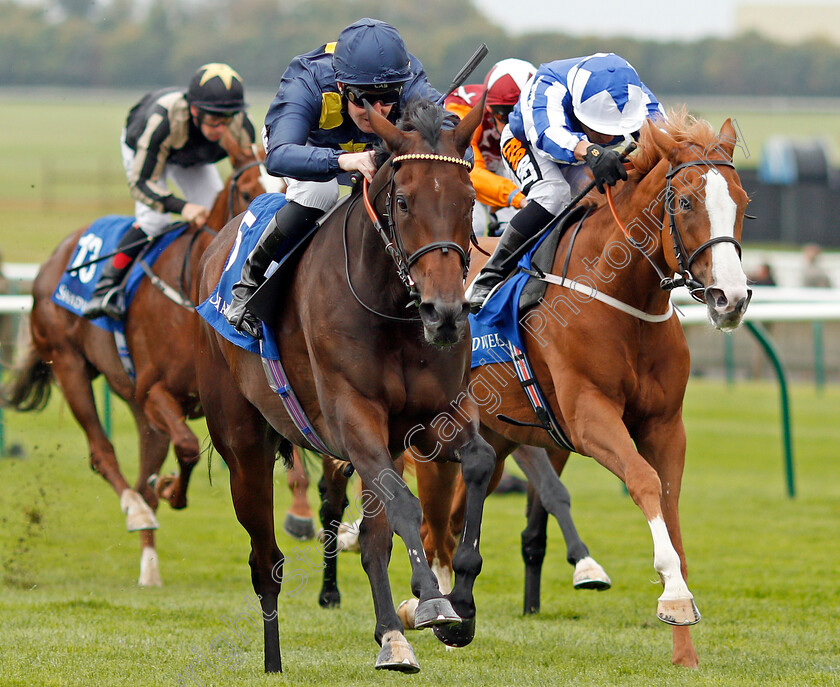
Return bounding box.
[196,192,338,457]
[53,215,188,378]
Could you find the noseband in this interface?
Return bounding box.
[362,153,472,303]
[660,159,743,303]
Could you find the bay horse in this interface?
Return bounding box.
[0,132,274,586]
[193,98,496,674]
[410,111,751,669]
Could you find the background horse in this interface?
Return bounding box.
[411,111,751,669]
[1,132,271,586]
[194,98,496,674]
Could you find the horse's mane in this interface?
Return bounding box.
[373,98,447,167]
[633,107,719,174]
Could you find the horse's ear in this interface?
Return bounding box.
[717,118,737,160]
[367,103,407,153]
[452,92,486,155]
[221,129,249,166]
[646,121,678,165]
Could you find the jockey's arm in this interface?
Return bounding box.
[264,80,344,182]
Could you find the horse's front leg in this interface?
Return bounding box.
[356,485,421,673]
[573,393,700,631]
[432,432,496,648]
[636,417,699,669]
[336,413,459,672]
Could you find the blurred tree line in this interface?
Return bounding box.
[2,0,839,97]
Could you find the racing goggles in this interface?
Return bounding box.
[343,83,404,107]
[489,105,514,124]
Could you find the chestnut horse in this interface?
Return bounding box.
[410,112,751,668]
[1,134,273,586]
[194,98,496,674]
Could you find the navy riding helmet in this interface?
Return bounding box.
[332,18,412,86]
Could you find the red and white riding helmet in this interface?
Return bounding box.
[483,58,537,107]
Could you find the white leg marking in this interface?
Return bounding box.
[138,546,162,587]
[648,516,692,601]
[431,555,453,595]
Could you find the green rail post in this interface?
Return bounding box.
[812,321,825,394]
[744,321,795,498]
[724,333,736,386]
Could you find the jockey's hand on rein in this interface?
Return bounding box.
[584,144,628,193]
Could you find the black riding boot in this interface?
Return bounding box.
[82,224,148,321]
[225,201,323,339]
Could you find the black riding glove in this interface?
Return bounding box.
[583,143,628,193]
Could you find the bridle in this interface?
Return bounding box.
[360,153,473,305]
[226,159,264,218]
[607,157,743,304]
[660,159,742,303]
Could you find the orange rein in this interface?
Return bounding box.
[604,160,637,239]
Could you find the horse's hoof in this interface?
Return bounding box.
[375,630,420,673]
[657,598,701,626]
[153,473,185,509]
[414,597,461,629]
[573,556,612,591]
[318,588,341,608]
[397,598,419,630]
[432,615,476,647]
[283,512,316,541]
[121,490,159,531]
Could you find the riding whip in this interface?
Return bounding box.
[437,43,489,105]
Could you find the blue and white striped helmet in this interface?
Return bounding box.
[568,53,646,136]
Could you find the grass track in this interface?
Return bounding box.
[1,379,839,685]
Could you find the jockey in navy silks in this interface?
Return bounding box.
[225,18,444,339]
[84,63,256,320]
[468,52,666,312]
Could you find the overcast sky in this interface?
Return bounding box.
[472,0,840,40]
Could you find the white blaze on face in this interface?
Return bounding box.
[703,170,748,301]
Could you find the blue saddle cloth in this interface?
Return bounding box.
[472,229,554,355]
[195,193,289,359]
[470,314,512,368]
[52,215,187,333]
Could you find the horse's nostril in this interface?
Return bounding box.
[419,302,441,325]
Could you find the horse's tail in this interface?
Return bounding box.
[0,347,53,412]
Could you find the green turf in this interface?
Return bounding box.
[1,379,838,685]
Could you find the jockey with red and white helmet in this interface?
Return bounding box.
[84,63,256,320]
[444,58,536,237]
[468,53,665,311]
[226,18,443,339]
